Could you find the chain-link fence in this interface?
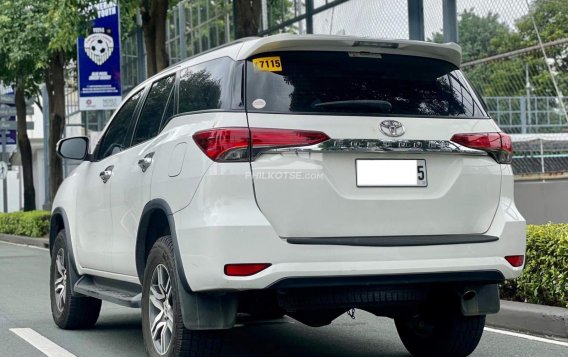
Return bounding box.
[512,134,568,176]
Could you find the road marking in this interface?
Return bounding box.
[485,327,568,347]
[10,328,76,357]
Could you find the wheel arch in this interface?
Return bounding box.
[135,199,192,292]
[137,199,238,330]
[49,208,68,256]
[50,207,83,296]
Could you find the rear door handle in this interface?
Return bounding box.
[138,152,154,172]
[99,165,114,183]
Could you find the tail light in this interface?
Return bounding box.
[193,127,330,162]
[505,255,524,267]
[450,132,513,164]
[224,263,271,276]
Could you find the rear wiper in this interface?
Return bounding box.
[312,100,392,113]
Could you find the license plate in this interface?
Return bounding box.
[356,159,427,187]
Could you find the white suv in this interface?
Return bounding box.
[50,34,526,357]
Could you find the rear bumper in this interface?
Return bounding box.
[173,163,526,292]
[268,270,504,289]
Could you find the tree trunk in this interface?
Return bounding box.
[45,50,66,206]
[15,80,36,211]
[236,0,261,38]
[141,0,169,77]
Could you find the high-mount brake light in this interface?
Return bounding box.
[450,132,513,164]
[192,128,330,162]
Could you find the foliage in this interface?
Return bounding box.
[430,9,511,62]
[501,223,568,308]
[0,0,48,94]
[516,0,568,44]
[0,211,51,238]
[0,0,96,89]
[439,0,568,98]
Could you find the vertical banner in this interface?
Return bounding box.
[78,2,122,111]
[0,93,17,149]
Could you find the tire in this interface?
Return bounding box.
[395,313,485,357]
[50,230,102,329]
[142,236,222,357]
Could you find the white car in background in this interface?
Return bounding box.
[50,34,526,357]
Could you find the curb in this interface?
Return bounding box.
[488,300,568,339]
[0,233,49,249]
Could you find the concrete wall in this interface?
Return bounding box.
[515,179,568,225]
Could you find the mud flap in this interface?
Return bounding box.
[177,274,238,330]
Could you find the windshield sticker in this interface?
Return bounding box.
[252,56,282,72]
[252,98,267,109]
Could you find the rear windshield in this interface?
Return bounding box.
[245,51,488,118]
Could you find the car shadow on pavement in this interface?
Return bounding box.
[89,310,409,357]
[221,318,409,357]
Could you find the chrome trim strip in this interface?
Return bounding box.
[261,139,487,156]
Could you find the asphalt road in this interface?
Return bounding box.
[1,241,567,357]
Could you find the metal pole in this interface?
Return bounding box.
[408,0,425,41]
[1,120,7,213]
[306,0,314,34]
[232,0,237,40]
[442,0,458,43]
[225,0,230,42]
[526,64,532,132]
[205,0,211,50]
[296,0,304,35]
[136,10,146,83]
[42,85,50,209]
[540,139,545,174]
[520,97,527,134]
[261,0,268,31]
[197,0,202,53]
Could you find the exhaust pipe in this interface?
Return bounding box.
[462,290,477,301]
[456,285,500,316]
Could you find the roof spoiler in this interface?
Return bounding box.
[237,34,462,67]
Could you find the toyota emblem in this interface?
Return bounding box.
[379,120,405,137]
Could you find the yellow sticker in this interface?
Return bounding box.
[252,56,283,72]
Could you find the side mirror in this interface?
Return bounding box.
[57,137,90,161]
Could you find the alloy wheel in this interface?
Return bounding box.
[148,264,174,355]
[54,248,67,312]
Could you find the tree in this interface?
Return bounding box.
[120,0,172,77]
[1,0,101,207]
[44,0,99,204]
[430,9,512,62]
[435,1,568,99]
[140,0,170,76]
[0,0,45,211]
[235,0,261,38]
[516,0,568,44]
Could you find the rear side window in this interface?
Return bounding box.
[132,74,175,145]
[246,51,488,118]
[97,89,143,160]
[178,57,232,114]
